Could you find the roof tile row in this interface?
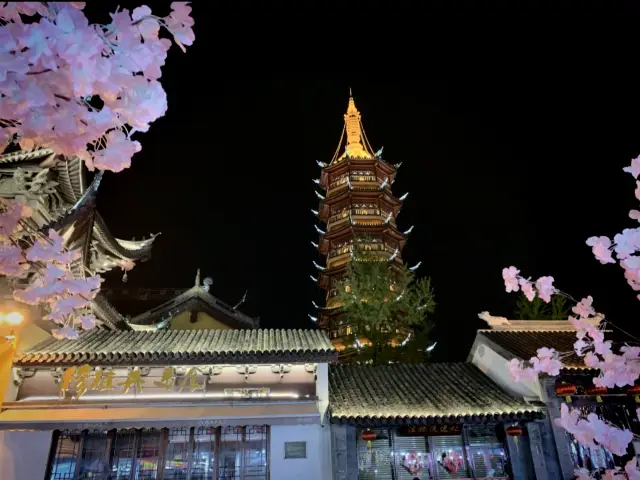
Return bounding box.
[14,329,337,367]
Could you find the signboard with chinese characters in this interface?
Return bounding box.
[56,365,271,399]
[398,424,463,436]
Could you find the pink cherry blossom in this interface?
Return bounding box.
[506,358,539,382]
[535,276,555,302]
[623,155,640,178]
[502,266,520,292]
[520,278,536,301]
[0,2,195,173]
[0,3,195,340]
[586,236,615,264]
[573,296,595,318]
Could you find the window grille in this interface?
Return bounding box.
[46,426,267,480]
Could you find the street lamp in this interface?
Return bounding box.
[0,311,24,344]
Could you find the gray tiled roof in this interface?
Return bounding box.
[14,329,337,367]
[329,363,542,426]
[478,330,584,368]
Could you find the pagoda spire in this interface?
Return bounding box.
[341,92,373,160]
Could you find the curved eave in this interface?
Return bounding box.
[318,261,403,289]
[318,190,402,221]
[0,147,56,164]
[128,287,258,330]
[329,410,544,426]
[92,293,131,330]
[319,158,397,189]
[39,171,103,234]
[318,225,406,255]
[93,213,155,261]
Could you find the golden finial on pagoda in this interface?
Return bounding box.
[341,92,373,159]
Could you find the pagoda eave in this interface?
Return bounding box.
[319,157,397,189]
[317,191,402,222]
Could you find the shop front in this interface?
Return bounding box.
[329,363,545,480]
[355,423,509,480]
[0,328,336,480]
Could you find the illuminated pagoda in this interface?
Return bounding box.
[0,147,157,330]
[313,93,412,351]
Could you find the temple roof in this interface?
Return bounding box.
[126,285,258,330]
[0,147,157,329]
[14,328,337,367]
[329,363,542,425]
[474,329,591,372]
[0,147,156,272]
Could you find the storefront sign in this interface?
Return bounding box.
[398,424,463,436]
[57,365,269,399]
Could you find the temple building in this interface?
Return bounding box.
[468,317,640,479]
[0,328,335,480]
[0,147,157,330]
[313,95,408,351]
[104,271,259,331]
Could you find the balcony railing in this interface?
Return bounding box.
[327,175,383,193]
[327,209,394,227]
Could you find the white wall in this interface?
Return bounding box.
[0,431,52,480]
[270,424,331,480]
[470,343,542,399]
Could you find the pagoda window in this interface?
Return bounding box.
[350,172,377,183]
[328,208,350,224]
[329,174,348,190]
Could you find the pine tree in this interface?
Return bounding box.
[333,242,435,364]
[513,292,569,320]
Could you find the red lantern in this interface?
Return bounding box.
[626,385,640,395]
[627,385,640,403]
[361,431,376,441]
[585,386,608,395]
[361,430,376,449]
[506,426,523,437]
[555,384,577,396]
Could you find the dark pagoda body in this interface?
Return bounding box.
[314,95,409,354]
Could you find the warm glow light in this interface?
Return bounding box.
[3,312,24,326]
[24,391,302,402]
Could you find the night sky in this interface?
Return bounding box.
[88,2,640,361]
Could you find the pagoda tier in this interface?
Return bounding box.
[0,147,157,330]
[314,95,411,350]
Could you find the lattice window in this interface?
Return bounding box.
[192,427,217,480]
[163,427,190,479]
[77,430,110,479]
[134,429,162,479]
[47,426,267,480]
[111,429,136,479]
[48,430,82,480]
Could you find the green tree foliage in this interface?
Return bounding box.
[333,242,436,365]
[513,292,570,320]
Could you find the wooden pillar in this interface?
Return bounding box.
[0,340,17,404]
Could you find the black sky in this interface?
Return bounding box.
[87,1,640,361]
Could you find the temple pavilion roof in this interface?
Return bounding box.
[14,328,337,367]
[329,363,542,426]
[0,147,157,329]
